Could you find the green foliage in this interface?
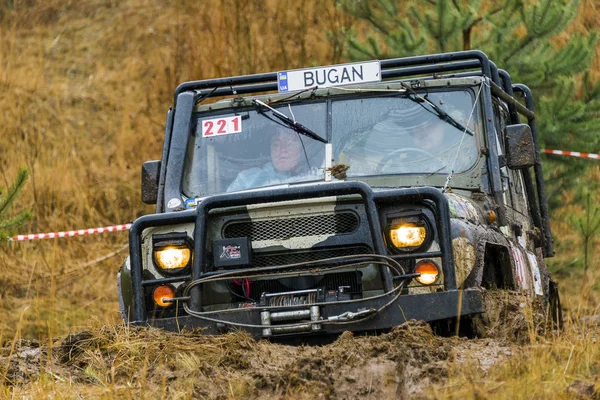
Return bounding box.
[338,0,600,206]
[571,185,600,271]
[0,168,31,240]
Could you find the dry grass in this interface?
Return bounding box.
[430,324,600,399]
[1,289,598,399]
[1,0,600,398]
[0,0,353,340]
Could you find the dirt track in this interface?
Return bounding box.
[2,320,516,399]
[2,291,550,397]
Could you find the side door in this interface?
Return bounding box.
[492,98,532,246]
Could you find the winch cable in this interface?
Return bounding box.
[183,253,404,294]
[183,260,403,307]
[183,287,404,330]
[183,274,405,330]
[181,254,411,329]
[184,259,404,304]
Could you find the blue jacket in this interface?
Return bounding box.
[227,162,316,192]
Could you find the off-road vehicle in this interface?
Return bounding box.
[118,50,561,338]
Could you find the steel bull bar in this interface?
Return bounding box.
[143,290,483,336]
[128,181,483,332]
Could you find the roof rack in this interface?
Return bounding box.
[174,50,500,104]
[171,50,553,257]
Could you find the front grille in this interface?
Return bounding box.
[223,212,359,241]
[252,245,372,268]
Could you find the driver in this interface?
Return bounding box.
[227,126,311,192]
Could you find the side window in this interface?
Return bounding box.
[492,99,510,197]
[493,99,529,218]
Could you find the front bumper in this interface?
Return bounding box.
[136,289,483,338]
[129,181,460,324]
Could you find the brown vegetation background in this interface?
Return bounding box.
[0,0,598,349]
[0,1,599,398]
[0,0,365,339]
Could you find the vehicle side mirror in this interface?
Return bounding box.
[504,124,535,169]
[141,160,161,204]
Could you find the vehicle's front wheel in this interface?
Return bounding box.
[548,279,563,330]
[464,288,561,340]
[117,258,133,323]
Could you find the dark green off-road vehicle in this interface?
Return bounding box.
[118,50,561,338]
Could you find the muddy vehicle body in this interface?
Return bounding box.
[118,50,560,338]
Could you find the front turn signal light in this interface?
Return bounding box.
[415,260,440,285]
[389,222,427,250]
[153,285,176,307]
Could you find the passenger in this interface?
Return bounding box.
[227,127,311,192]
[407,112,477,172]
[411,118,450,154]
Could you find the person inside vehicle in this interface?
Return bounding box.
[227,126,312,192]
[406,111,478,173]
[369,105,472,173]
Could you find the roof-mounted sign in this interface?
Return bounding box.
[277,61,381,93]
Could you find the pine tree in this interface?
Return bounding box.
[571,185,600,272]
[337,0,600,206]
[0,169,31,241]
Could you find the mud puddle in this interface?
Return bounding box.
[1,320,517,398]
[1,291,549,398]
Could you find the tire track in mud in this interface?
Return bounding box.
[1,321,513,398]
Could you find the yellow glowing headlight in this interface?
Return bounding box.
[154,245,191,271]
[415,260,440,285]
[389,222,427,250]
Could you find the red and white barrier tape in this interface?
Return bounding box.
[10,223,132,242]
[2,148,595,242]
[543,149,600,159]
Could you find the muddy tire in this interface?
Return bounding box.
[548,280,563,330]
[465,286,565,340]
[117,260,133,323]
[463,290,543,340]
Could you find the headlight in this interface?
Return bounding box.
[415,260,440,285]
[154,246,191,270]
[152,232,192,274]
[387,218,430,252]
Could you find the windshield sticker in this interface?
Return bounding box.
[220,245,242,260]
[167,198,182,209]
[278,61,381,93]
[510,244,530,292]
[185,198,197,209]
[202,116,242,137]
[526,252,544,296]
[445,194,480,224]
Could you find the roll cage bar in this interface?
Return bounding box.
[165,50,553,258]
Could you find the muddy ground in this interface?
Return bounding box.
[0,291,540,398]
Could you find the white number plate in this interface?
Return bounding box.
[202,116,242,137]
[277,61,381,93]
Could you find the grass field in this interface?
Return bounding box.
[1,0,599,398]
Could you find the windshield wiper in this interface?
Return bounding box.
[398,82,474,136]
[252,99,327,143]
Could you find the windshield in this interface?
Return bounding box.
[182,89,481,198]
[183,102,327,197]
[331,90,480,177]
